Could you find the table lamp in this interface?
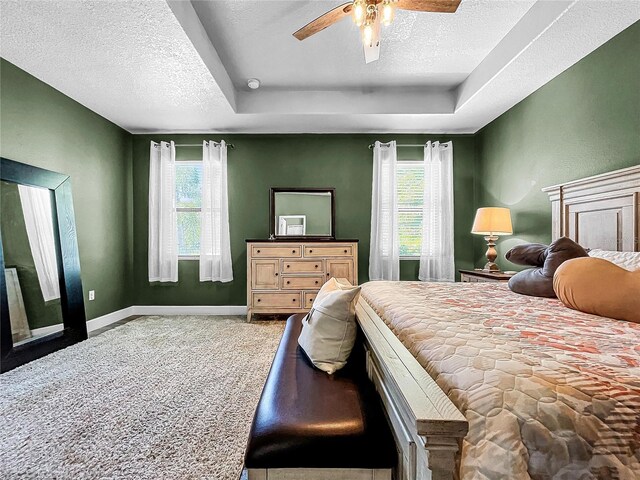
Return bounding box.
[471,207,513,272]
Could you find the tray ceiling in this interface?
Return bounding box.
[191,0,535,90]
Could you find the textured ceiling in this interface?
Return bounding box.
[191,0,535,90]
[1,0,638,134]
[0,0,232,132]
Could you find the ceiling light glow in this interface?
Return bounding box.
[382,1,394,26]
[353,1,365,27]
[362,23,373,46]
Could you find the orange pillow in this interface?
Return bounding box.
[553,257,640,324]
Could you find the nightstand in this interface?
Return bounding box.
[459,269,515,283]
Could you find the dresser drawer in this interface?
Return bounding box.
[281,259,324,274]
[303,291,319,308]
[281,275,324,290]
[252,245,301,258]
[253,292,301,308]
[304,244,353,257]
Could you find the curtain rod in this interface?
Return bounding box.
[153,141,235,149]
[367,142,452,149]
[175,142,235,149]
[367,143,426,149]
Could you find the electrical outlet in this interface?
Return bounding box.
[89,290,95,301]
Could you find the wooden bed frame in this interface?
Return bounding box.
[356,165,640,480]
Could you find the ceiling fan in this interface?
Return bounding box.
[293,0,461,63]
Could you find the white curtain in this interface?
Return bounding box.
[17,185,60,301]
[369,141,400,281]
[199,140,233,282]
[419,141,455,282]
[148,141,178,282]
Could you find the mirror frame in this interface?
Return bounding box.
[1,157,87,373]
[269,187,336,240]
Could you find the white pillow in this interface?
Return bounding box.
[298,278,362,374]
[588,249,640,271]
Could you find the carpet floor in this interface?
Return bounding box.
[0,316,285,480]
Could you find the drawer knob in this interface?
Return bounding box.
[292,298,296,302]
[275,273,278,276]
[326,273,330,276]
[286,265,290,268]
[344,249,348,253]
[309,249,313,253]
[315,281,318,284]
[287,281,290,284]
[315,264,318,268]
[257,249,261,253]
[257,299,261,302]
[292,249,296,253]
[309,298,313,302]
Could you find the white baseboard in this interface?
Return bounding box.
[87,306,136,332]
[30,305,248,337]
[132,305,247,316]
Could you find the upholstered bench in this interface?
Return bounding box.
[244,314,396,480]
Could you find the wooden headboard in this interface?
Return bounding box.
[542,165,640,251]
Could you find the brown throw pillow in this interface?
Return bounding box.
[541,237,589,277]
[508,237,588,298]
[505,243,548,266]
[554,257,640,323]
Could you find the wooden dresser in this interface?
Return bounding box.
[246,240,358,321]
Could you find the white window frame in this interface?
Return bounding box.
[175,160,202,261]
[397,160,423,260]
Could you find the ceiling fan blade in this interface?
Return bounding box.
[293,2,354,41]
[396,0,461,13]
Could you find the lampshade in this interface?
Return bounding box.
[471,207,513,235]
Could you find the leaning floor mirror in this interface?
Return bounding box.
[1,158,86,373]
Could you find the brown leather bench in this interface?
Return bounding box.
[244,314,396,480]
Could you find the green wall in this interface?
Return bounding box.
[0,181,63,329]
[0,58,133,323]
[131,135,477,306]
[475,21,640,270]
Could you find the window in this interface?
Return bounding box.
[397,162,424,258]
[175,162,202,258]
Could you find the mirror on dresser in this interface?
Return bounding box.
[270,188,335,239]
[1,158,87,373]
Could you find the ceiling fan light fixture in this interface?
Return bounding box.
[362,23,374,46]
[381,1,394,26]
[352,0,365,26]
[292,0,461,64]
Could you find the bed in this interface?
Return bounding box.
[356,165,640,480]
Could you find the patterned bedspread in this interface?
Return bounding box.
[360,281,640,480]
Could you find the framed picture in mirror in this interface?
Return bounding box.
[269,187,335,240]
[0,157,87,373]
